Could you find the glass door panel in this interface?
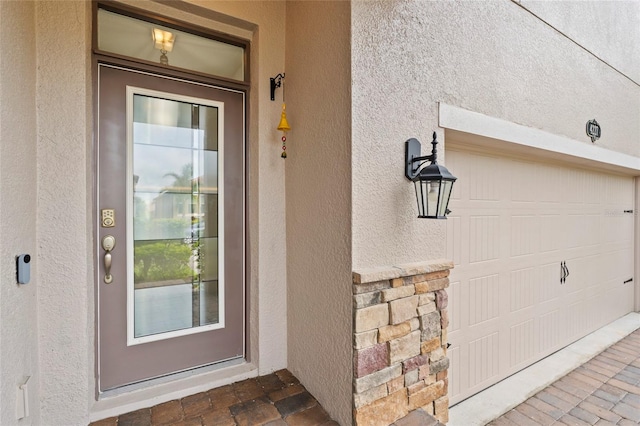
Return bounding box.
[128,88,224,344]
[98,64,244,391]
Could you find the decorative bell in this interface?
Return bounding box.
[277,103,291,132]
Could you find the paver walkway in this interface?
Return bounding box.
[489,328,640,425]
[88,328,640,426]
[90,370,338,426]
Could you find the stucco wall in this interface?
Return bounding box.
[35,1,93,424]
[351,0,640,270]
[0,1,40,424]
[518,0,640,84]
[285,2,353,425]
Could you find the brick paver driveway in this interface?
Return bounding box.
[489,329,640,425]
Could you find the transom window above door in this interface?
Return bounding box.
[96,6,247,81]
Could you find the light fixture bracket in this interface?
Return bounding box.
[405,132,439,179]
[270,73,285,101]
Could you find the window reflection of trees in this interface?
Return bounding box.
[133,163,204,286]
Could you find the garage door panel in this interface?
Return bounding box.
[469,215,501,263]
[598,252,617,279]
[467,331,501,391]
[510,161,539,202]
[584,295,605,332]
[449,279,462,333]
[539,310,563,353]
[509,318,536,369]
[448,345,462,401]
[602,284,634,321]
[600,248,633,282]
[510,215,539,257]
[509,267,537,312]
[468,155,505,201]
[606,175,634,205]
[540,214,563,253]
[603,215,633,244]
[447,147,635,405]
[447,215,464,266]
[538,164,567,204]
[539,261,563,303]
[467,274,501,326]
[578,284,599,300]
[584,173,605,204]
[564,256,597,290]
[565,300,587,341]
[567,213,601,248]
[567,169,590,204]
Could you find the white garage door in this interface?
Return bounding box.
[446,146,635,405]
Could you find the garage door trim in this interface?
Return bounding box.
[439,103,640,175]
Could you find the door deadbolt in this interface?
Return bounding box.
[101,209,115,228]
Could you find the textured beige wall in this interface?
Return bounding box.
[519,0,640,84]
[35,1,93,424]
[0,1,40,424]
[351,0,640,270]
[285,1,352,425]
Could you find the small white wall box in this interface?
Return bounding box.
[16,254,31,284]
[16,376,30,419]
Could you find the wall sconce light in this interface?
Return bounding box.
[405,132,457,219]
[152,28,175,65]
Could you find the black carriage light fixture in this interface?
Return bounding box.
[405,132,457,219]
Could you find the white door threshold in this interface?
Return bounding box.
[448,312,640,426]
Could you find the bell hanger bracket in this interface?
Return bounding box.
[270,73,285,101]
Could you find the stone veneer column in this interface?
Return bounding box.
[352,259,453,426]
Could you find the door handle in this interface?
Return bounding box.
[560,261,569,284]
[560,261,570,284]
[102,235,116,284]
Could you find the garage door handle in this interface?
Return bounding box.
[560,261,569,284]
